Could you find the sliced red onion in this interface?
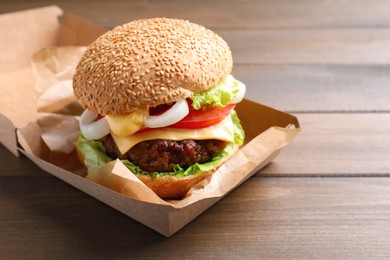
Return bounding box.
[229,81,246,104]
[144,99,189,128]
[79,110,110,140]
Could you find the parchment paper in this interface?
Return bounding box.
[0,5,105,155]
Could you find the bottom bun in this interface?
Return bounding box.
[77,144,239,199]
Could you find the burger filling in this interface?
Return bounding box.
[75,74,246,177]
[75,109,244,178]
[100,136,227,172]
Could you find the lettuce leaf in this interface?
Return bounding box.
[75,110,245,177]
[74,132,112,174]
[231,110,245,146]
[190,76,240,110]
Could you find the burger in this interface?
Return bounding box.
[73,18,246,199]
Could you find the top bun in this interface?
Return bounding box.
[73,18,233,115]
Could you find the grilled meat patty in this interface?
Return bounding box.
[99,135,227,172]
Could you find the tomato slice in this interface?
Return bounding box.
[135,100,235,133]
[170,103,235,129]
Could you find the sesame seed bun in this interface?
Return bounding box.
[73,18,233,115]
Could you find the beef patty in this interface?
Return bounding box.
[99,135,227,172]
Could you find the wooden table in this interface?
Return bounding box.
[1,1,390,258]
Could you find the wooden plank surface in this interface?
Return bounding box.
[260,113,390,176]
[218,29,390,65]
[234,64,390,112]
[3,1,390,29]
[1,174,389,258]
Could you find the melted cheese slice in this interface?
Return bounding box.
[105,110,148,136]
[111,115,235,154]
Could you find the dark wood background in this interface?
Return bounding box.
[1,1,390,258]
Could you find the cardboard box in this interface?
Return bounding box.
[0,6,300,236]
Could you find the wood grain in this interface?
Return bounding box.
[3,6,390,65]
[260,113,390,176]
[1,176,389,258]
[219,29,390,65]
[234,64,390,112]
[3,1,390,29]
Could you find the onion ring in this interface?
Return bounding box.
[144,99,189,128]
[229,80,246,104]
[79,110,111,140]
